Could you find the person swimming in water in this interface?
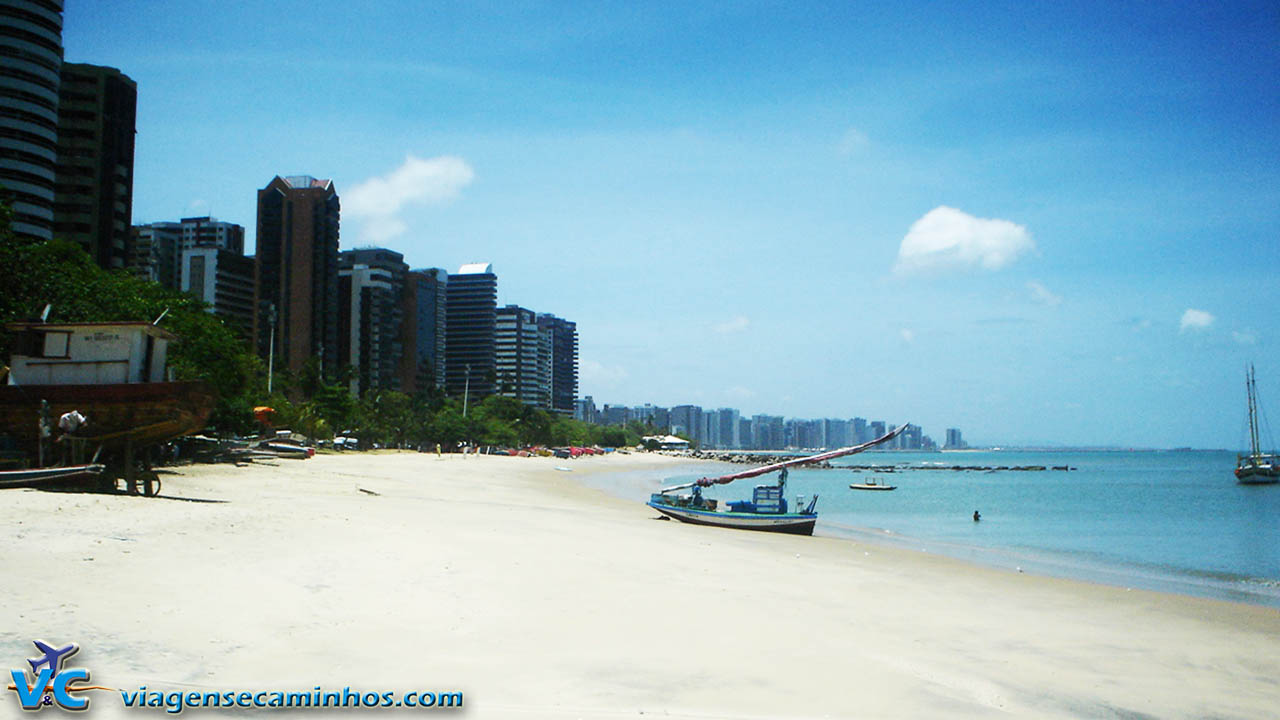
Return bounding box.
[973,510,981,522]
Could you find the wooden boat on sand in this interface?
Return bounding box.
[2,321,213,494]
[0,381,213,452]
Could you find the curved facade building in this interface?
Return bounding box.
[53,63,136,268]
[0,0,62,241]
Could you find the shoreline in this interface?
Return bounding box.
[816,517,1280,609]
[593,452,1280,609]
[4,451,1279,718]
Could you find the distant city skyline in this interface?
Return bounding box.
[577,397,956,451]
[59,2,1280,448]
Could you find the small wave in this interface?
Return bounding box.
[1237,577,1280,590]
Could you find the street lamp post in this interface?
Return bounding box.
[462,364,472,417]
[266,303,277,394]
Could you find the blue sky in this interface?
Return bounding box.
[66,1,1279,447]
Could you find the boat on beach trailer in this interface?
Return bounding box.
[648,424,907,535]
[1,320,213,494]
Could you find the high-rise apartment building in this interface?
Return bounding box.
[869,420,886,441]
[574,395,598,424]
[701,412,721,449]
[130,221,181,288]
[176,215,243,255]
[786,419,825,449]
[824,418,852,448]
[600,404,629,426]
[739,417,753,449]
[338,247,408,395]
[716,408,741,449]
[669,405,702,444]
[495,304,545,406]
[536,313,577,415]
[631,404,658,425]
[0,0,62,242]
[945,428,965,449]
[181,246,255,345]
[52,63,135,269]
[900,423,923,450]
[407,268,447,393]
[752,414,784,450]
[444,263,497,401]
[132,215,244,290]
[852,417,868,444]
[254,175,340,376]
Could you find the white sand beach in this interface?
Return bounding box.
[4,451,1279,718]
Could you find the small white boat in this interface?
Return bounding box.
[850,479,896,491]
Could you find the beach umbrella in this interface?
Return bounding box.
[253,406,276,425]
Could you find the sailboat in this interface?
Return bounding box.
[648,424,907,535]
[1235,364,1279,484]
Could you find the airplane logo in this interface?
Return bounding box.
[28,641,78,679]
[8,640,98,711]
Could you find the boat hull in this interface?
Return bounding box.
[647,501,817,535]
[1235,465,1280,484]
[0,381,213,453]
[0,463,105,488]
[850,483,896,491]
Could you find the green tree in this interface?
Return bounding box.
[361,390,417,447]
[0,212,263,433]
[597,426,628,448]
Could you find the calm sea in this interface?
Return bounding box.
[592,450,1280,607]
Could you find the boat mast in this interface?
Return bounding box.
[1248,364,1261,458]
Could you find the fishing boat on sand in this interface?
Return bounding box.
[1236,364,1279,485]
[649,424,906,535]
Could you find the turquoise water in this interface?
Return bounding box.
[609,450,1280,607]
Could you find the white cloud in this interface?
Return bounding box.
[900,328,915,344]
[1232,330,1257,345]
[344,155,475,244]
[894,206,1034,274]
[726,385,756,401]
[837,127,869,156]
[1179,309,1214,332]
[714,315,750,334]
[1027,280,1061,306]
[580,360,628,387]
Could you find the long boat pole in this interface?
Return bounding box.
[660,423,909,494]
[1248,364,1261,457]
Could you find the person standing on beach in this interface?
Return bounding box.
[57,410,87,464]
